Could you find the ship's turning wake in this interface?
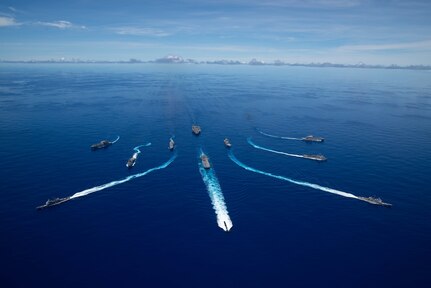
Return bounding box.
[70,153,177,199]
[248,138,305,159]
[257,129,301,141]
[199,153,233,232]
[111,136,120,144]
[228,150,384,203]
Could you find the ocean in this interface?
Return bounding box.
[0,63,430,287]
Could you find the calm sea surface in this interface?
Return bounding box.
[0,64,430,287]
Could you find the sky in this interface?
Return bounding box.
[1,0,431,65]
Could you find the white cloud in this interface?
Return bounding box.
[38,20,86,29]
[113,27,170,37]
[338,40,431,51]
[0,16,18,27]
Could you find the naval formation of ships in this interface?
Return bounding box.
[37,125,391,210]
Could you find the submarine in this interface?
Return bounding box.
[358,196,392,207]
[192,125,201,135]
[201,154,211,169]
[91,140,111,150]
[224,138,232,148]
[126,153,137,168]
[169,138,175,150]
[36,197,70,210]
[302,135,324,143]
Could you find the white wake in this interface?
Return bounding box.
[70,153,176,199]
[257,129,301,140]
[199,153,233,232]
[248,138,305,159]
[228,150,359,200]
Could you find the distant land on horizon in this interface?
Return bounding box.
[1,55,430,71]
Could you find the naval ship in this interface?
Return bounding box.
[91,140,112,150]
[126,154,137,168]
[36,197,70,210]
[358,196,392,207]
[224,138,232,148]
[169,138,175,150]
[192,125,201,135]
[302,135,324,143]
[303,154,327,161]
[201,154,211,169]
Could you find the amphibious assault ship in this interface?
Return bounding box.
[302,135,324,143]
[201,154,211,169]
[36,197,70,210]
[192,125,201,135]
[91,140,111,150]
[358,196,392,207]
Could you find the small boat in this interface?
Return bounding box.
[224,138,232,148]
[358,196,392,207]
[192,125,201,135]
[126,153,138,168]
[168,138,175,150]
[91,140,111,150]
[302,135,324,143]
[303,154,327,161]
[201,154,211,169]
[36,197,70,210]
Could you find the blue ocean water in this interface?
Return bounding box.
[0,63,430,287]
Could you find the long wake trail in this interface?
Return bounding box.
[257,129,302,141]
[70,153,177,199]
[228,150,360,200]
[248,138,305,159]
[199,152,233,232]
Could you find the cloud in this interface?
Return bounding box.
[0,16,18,27]
[113,27,170,37]
[338,40,431,51]
[37,20,86,29]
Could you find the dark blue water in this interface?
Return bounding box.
[1,64,430,287]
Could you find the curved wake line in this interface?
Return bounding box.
[70,153,177,199]
[248,138,305,159]
[111,136,120,144]
[199,161,233,232]
[228,150,358,200]
[134,143,151,154]
[257,129,301,141]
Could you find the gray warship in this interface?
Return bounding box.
[192,125,201,135]
[201,154,211,169]
[302,135,324,143]
[36,197,70,210]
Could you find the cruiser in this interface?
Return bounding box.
[91,140,111,150]
[126,154,137,168]
[169,138,175,150]
[302,135,324,143]
[358,196,392,207]
[224,138,232,148]
[201,154,211,169]
[192,125,201,135]
[303,154,327,161]
[36,197,70,210]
